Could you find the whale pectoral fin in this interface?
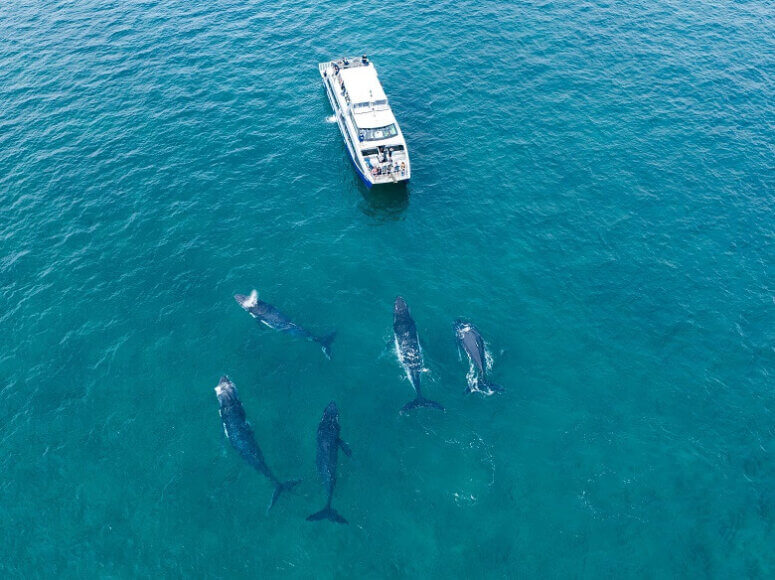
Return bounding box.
[318,331,336,360]
[338,438,352,458]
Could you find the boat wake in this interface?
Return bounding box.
[324,115,337,124]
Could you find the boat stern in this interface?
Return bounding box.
[360,144,410,185]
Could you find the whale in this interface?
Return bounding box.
[214,376,300,512]
[307,401,351,524]
[454,320,503,395]
[234,290,336,359]
[393,296,444,413]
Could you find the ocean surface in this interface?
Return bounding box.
[2,0,774,577]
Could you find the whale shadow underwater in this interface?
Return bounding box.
[454,319,504,395]
[235,290,336,359]
[393,296,444,413]
[214,376,301,513]
[307,401,351,524]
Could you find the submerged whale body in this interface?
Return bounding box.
[454,319,503,395]
[307,401,351,524]
[214,376,300,512]
[393,296,444,413]
[235,290,336,359]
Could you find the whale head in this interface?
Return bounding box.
[214,376,239,407]
[453,319,472,338]
[393,296,409,315]
[234,290,259,310]
[322,400,339,425]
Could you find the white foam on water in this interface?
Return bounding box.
[465,361,478,391]
[465,361,499,396]
[446,432,496,506]
[452,491,478,507]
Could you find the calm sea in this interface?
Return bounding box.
[1,0,773,577]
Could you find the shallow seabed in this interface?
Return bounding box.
[1,0,774,577]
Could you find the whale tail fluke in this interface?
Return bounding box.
[306,506,348,524]
[465,375,505,395]
[318,331,337,360]
[482,381,505,394]
[470,377,504,395]
[400,396,445,414]
[266,479,302,513]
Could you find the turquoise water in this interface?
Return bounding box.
[2,0,774,576]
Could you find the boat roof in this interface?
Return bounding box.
[353,108,396,129]
[340,65,387,105]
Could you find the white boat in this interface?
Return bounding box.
[319,56,410,187]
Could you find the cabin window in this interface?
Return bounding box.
[358,124,398,142]
[361,144,404,155]
[352,100,388,112]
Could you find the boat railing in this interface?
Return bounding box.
[321,61,352,105]
[365,158,408,182]
[333,56,370,70]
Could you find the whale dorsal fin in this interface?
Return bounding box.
[245,289,258,308]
